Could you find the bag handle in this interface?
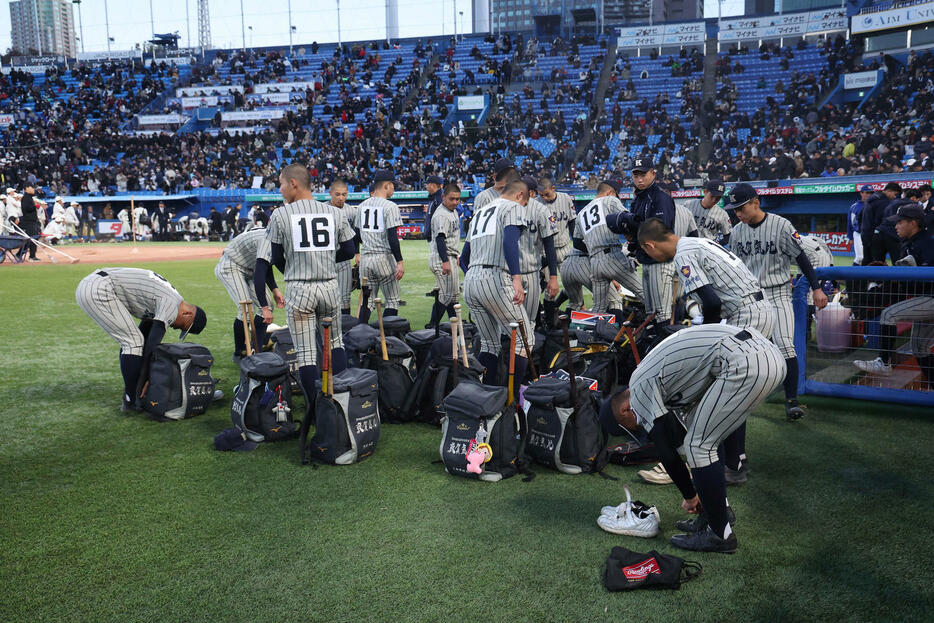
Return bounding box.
[679,560,703,585]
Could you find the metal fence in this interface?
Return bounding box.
[793,266,934,408]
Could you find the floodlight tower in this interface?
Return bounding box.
[198,0,212,50]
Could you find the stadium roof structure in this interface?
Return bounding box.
[56,194,197,204]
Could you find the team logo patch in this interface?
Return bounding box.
[548,214,557,223]
[680,266,691,278]
[622,557,661,580]
[792,231,801,240]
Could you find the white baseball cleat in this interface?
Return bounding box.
[853,357,892,376]
[597,487,660,538]
[637,462,673,485]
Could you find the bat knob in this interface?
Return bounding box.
[509,322,519,328]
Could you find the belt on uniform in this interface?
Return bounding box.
[745,291,764,302]
[96,270,108,277]
[480,264,502,269]
[594,247,613,255]
[734,329,752,341]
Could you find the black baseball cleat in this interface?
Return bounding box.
[121,397,141,413]
[724,464,748,486]
[675,507,736,533]
[670,526,737,554]
[785,399,805,421]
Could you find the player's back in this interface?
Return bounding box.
[466,197,524,270]
[269,199,346,282]
[675,237,761,309]
[222,227,266,270]
[103,267,183,321]
[577,196,625,252]
[354,196,400,255]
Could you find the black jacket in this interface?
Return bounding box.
[876,198,914,240]
[18,194,39,235]
[621,182,676,265]
[860,191,890,239]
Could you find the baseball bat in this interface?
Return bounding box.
[450,317,460,385]
[374,297,389,361]
[507,323,518,407]
[321,317,332,398]
[239,300,254,356]
[453,303,469,368]
[517,319,537,379]
[560,314,577,403]
[356,276,369,319]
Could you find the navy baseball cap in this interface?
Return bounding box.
[860,184,874,193]
[180,306,207,340]
[214,428,259,452]
[599,387,629,437]
[521,175,538,192]
[374,169,395,183]
[896,203,925,223]
[705,179,726,197]
[426,175,443,185]
[493,157,515,176]
[724,183,758,210]
[603,179,622,194]
[631,158,654,172]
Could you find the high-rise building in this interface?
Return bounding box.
[475,0,703,34]
[10,0,78,57]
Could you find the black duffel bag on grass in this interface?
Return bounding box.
[142,343,217,421]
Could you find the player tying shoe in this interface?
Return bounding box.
[600,324,786,553]
[76,267,208,411]
[726,183,828,420]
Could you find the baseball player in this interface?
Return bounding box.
[352,170,405,321]
[726,183,828,420]
[422,174,445,244]
[575,180,643,316]
[683,180,732,244]
[254,164,356,410]
[42,214,66,244]
[5,189,21,227]
[459,179,534,397]
[854,204,934,387]
[427,183,463,326]
[328,179,358,315]
[848,186,872,264]
[537,176,577,326]
[600,324,786,553]
[189,211,210,238]
[673,203,698,238]
[63,202,80,239]
[215,226,285,361]
[75,267,207,411]
[517,176,560,324]
[604,158,679,324]
[638,217,776,483]
[51,197,66,220]
[473,158,518,210]
[117,207,131,240]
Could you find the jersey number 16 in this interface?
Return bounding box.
[291,214,335,252]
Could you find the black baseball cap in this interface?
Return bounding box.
[705,179,726,197]
[631,158,654,172]
[521,175,538,192]
[724,183,758,210]
[214,427,259,452]
[493,157,516,176]
[426,175,443,185]
[896,203,925,223]
[180,306,207,340]
[373,169,395,183]
[603,179,622,194]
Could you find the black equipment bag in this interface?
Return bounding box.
[404,335,483,425]
[522,376,610,475]
[370,315,410,338]
[541,327,580,373]
[405,328,448,370]
[143,343,217,420]
[580,351,619,398]
[344,323,380,367]
[607,439,659,466]
[231,352,297,442]
[365,336,416,422]
[269,329,302,395]
[341,314,361,334]
[604,547,701,591]
[439,320,479,354]
[440,382,523,482]
[300,368,380,465]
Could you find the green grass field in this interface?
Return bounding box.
[1,241,932,622]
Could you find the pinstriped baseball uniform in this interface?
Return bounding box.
[674,204,698,237]
[429,204,462,306]
[577,196,644,312]
[76,268,183,356]
[629,324,785,468]
[353,196,403,311]
[473,186,501,210]
[260,199,354,367]
[674,237,775,337]
[517,200,558,321]
[215,227,270,320]
[537,192,576,302]
[799,234,833,306]
[463,197,534,355]
[560,249,623,310]
[684,198,732,241]
[334,202,358,308]
[731,213,805,358]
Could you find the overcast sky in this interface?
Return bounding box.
[0,0,746,55]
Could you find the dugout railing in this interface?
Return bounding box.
[793,266,934,408]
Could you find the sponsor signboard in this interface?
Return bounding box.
[457,95,485,110]
[808,231,852,253]
[851,1,934,34]
[617,21,705,48]
[844,70,880,90]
